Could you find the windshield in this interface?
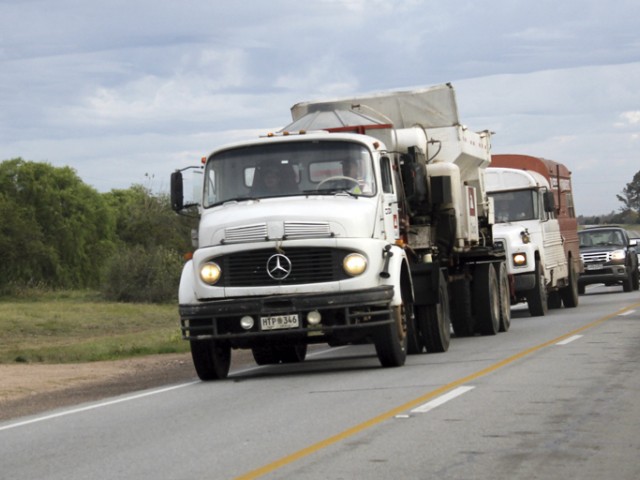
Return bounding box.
[202,140,376,207]
[579,230,625,247]
[489,189,538,222]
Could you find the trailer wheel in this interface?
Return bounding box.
[450,278,475,337]
[190,340,231,380]
[526,260,548,316]
[559,259,579,308]
[473,263,500,335]
[374,304,408,367]
[496,262,511,332]
[418,270,451,353]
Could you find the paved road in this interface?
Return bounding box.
[2,285,640,479]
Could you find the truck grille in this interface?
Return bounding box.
[581,252,612,263]
[219,247,349,287]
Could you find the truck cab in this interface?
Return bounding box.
[485,154,581,316]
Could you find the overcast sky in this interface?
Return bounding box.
[1,0,639,215]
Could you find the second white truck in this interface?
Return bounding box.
[485,154,581,316]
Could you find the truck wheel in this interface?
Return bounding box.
[450,278,475,337]
[374,304,408,368]
[473,263,500,335]
[251,345,281,365]
[547,292,562,309]
[526,260,548,316]
[278,343,308,363]
[496,262,511,332]
[418,270,451,353]
[559,260,579,308]
[190,340,231,380]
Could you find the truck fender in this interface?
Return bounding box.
[380,245,412,306]
[178,260,198,304]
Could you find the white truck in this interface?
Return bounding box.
[485,154,581,316]
[171,83,509,380]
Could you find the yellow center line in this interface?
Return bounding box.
[234,302,640,480]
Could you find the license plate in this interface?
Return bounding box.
[260,314,299,331]
[586,263,603,271]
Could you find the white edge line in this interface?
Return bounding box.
[0,381,199,432]
[618,310,636,316]
[409,385,475,414]
[556,334,583,346]
[1,346,345,432]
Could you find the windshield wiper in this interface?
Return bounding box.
[211,196,259,207]
[302,189,358,198]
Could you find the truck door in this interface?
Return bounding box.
[380,156,400,241]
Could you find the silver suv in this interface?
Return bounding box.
[578,227,639,294]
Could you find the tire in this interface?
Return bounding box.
[418,270,451,353]
[560,259,579,308]
[473,263,500,336]
[251,345,280,365]
[548,292,562,309]
[526,260,548,316]
[496,262,511,332]
[278,343,308,363]
[633,269,640,291]
[406,306,424,354]
[578,283,586,295]
[374,304,408,368]
[622,269,633,292]
[190,340,231,380]
[450,278,475,337]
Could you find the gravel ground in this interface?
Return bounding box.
[0,353,200,422]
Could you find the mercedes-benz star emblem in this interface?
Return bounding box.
[266,254,292,280]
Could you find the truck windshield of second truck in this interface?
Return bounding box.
[490,189,539,223]
[202,139,376,207]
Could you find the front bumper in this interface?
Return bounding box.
[179,286,395,345]
[513,272,536,292]
[578,264,628,286]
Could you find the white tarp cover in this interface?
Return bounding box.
[289,83,460,130]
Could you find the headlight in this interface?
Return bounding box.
[200,262,222,285]
[512,253,527,267]
[343,253,367,276]
[611,250,626,261]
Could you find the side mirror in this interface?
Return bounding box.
[543,191,555,213]
[170,171,184,211]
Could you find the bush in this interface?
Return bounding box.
[101,245,184,303]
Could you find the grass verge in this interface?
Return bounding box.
[0,289,189,364]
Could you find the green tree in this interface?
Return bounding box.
[103,184,194,252]
[0,159,117,288]
[100,185,196,302]
[617,170,640,214]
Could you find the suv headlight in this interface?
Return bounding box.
[610,250,626,261]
